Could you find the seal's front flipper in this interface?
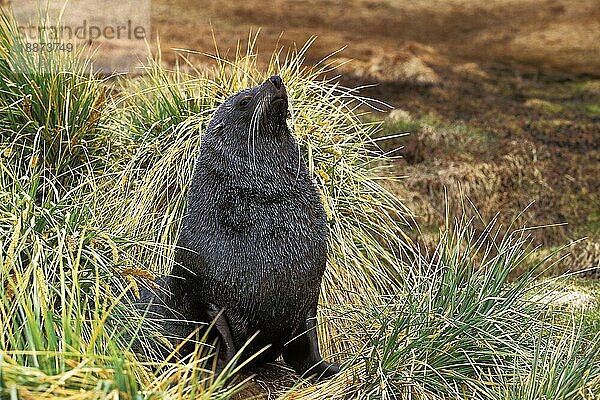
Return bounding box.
[205,304,236,374]
[282,309,340,380]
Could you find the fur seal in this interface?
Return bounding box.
[153,75,339,379]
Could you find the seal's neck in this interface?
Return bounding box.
[200,126,301,183]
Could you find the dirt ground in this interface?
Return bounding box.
[153,0,600,75]
[152,0,599,273]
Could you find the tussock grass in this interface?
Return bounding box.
[1,8,599,399]
[298,218,600,399]
[0,13,115,193]
[103,35,416,312]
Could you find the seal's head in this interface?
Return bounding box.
[205,75,289,145]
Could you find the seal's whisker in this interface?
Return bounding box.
[247,108,254,167]
[252,94,268,168]
[252,98,260,167]
[251,96,261,168]
[248,94,262,169]
[287,98,302,182]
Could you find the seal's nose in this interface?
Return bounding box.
[269,75,283,90]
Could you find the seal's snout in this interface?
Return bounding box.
[265,75,287,100]
[263,75,288,111]
[269,75,283,90]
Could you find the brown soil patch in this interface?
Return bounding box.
[153,0,600,75]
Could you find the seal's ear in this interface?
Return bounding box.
[214,95,227,108]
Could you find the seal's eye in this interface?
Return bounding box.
[238,96,252,108]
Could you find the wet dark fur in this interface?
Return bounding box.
[144,76,339,379]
